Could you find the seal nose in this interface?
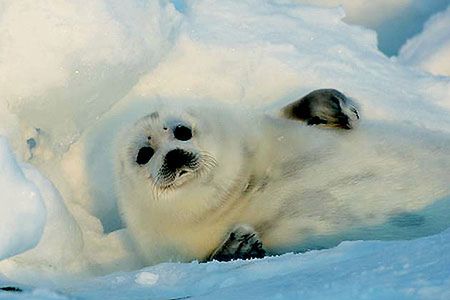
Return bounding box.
[165,149,194,170]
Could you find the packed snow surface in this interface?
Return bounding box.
[0,0,449,299]
[2,228,450,299]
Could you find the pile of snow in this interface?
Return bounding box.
[398,5,450,77]
[0,137,45,260]
[0,0,449,299]
[0,0,182,153]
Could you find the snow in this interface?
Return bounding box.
[134,272,159,286]
[0,160,85,286]
[284,0,450,55]
[132,0,450,129]
[0,0,449,299]
[398,5,450,77]
[0,0,182,153]
[2,228,450,299]
[0,137,46,260]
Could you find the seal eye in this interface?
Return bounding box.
[174,125,192,141]
[136,147,154,165]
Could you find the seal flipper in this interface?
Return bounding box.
[280,88,359,129]
[209,225,266,262]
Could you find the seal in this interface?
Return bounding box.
[115,89,450,265]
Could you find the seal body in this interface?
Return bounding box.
[116,93,450,265]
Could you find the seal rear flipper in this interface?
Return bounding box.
[280,88,360,129]
[208,224,266,262]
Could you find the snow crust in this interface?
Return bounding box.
[398,5,450,77]
[0,0,449,299]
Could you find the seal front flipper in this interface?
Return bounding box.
[209,225,266,262]
[280,88,360,129]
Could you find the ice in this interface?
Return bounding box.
[0,137,45,260]
[398,5,450,76]
[0,0,449,299]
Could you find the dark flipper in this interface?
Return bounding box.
[280,88,360,129]
[209,225,266,262]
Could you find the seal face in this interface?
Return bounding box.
[119,108,222,203]
[115,89,450,266]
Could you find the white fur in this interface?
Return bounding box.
[115,99,450,265]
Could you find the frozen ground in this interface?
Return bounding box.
[0,0,450,299]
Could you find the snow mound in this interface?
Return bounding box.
[0,137,46,260]
[0,161,85,286]
[398,5,450,77]
[0,0,182,153]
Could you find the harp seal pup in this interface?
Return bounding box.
[115,89,450,265]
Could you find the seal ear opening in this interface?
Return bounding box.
[280,88,360,130]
